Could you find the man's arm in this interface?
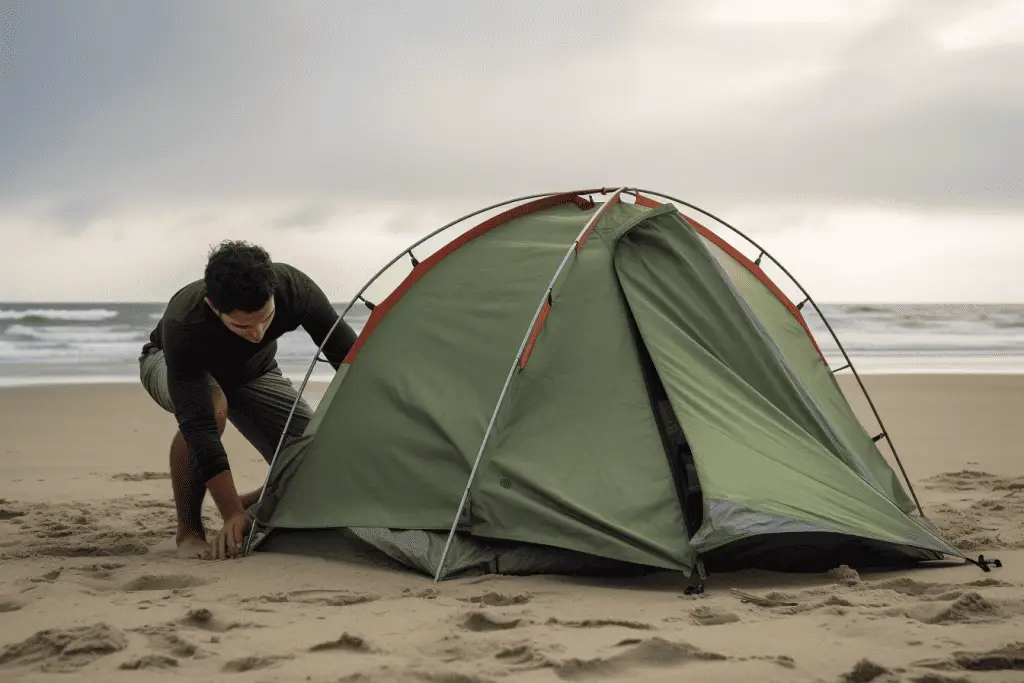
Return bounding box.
[163,330,246,520]
[298,272,357,368]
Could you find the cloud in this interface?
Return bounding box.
[270,203,336,231]
[40,197,110,235]
[1,0,1021,214]
[1,1,1020,303]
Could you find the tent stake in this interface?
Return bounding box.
[432,187,628,582]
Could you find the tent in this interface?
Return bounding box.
[243,187,988,584]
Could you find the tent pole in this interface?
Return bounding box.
[240,189,596,556]
[432,187,629,582]
[631,188,925,518]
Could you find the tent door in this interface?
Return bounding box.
[628,312,704,538]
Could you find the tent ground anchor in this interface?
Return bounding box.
[683,557,707,595]
[974,555,1003,572]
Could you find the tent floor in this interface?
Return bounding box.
[252,526,955,582]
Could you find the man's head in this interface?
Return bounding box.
[204,240,278,343]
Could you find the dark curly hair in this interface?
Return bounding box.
[204,240,278,313]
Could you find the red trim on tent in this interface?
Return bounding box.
[519,297,551,370]
[632,192,827,364]
[575,190,622,252]
[342,191,598,364]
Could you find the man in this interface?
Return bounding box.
[139,240,356,560]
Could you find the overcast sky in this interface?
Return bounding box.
[2,0,1022,303]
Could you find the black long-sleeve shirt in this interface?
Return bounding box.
[142,263,356,483]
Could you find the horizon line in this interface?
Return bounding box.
[1,299,1023,307]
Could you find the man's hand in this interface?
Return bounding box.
[211,511,250,560]
[205,469,250,559]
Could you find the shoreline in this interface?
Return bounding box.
[2,361,1024,390]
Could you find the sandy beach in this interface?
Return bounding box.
[1,373,1022,682]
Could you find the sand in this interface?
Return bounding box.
[0,374,1022,682]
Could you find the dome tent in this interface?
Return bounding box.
[242,187,991,585]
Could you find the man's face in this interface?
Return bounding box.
[207,296,276,343]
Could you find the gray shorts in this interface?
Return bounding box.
[138,347,314,463]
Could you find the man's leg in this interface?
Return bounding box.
[167,386,229,558]
[139,347,225,559]
[221,365,315,508]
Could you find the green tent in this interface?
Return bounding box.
[245,187,972,583]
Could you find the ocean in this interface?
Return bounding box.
[1,301,1023,388]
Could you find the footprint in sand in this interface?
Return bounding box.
[339,668,497,683]
[0,597,26,613]
[0,623,128,673]
[911,641,1024,674]
[246,588,378,607]
[137,628,205,659]
[461,611,524,632]
[178,607,250,632]
[309,632,374,653]
[222,653,295,672]
[119,653,179,669]
[838,658,900,683]
[0,507,26,521]
[73,561,125,580]
[866,577,1016,598]
[690,606,741,626]
[0,500,162,560]
[902,591,1022,625]
[129,608,259,660]
[459,591,531,607]
[922,470,1024,551]
[495,643,562,669]
[552,637,729,681]
[840,576,1024,626]
[121,573,209,592]
[923,470,1024,492]
[31,568,62,583]
[546,617,653,630]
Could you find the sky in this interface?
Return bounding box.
[2,0,1022,303]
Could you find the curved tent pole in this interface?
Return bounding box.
[432,187,629,582]
[630,188,925,518]
[242,184,930,563]
[241,188,615,556]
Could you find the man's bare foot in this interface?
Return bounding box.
[176,533,212,560]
